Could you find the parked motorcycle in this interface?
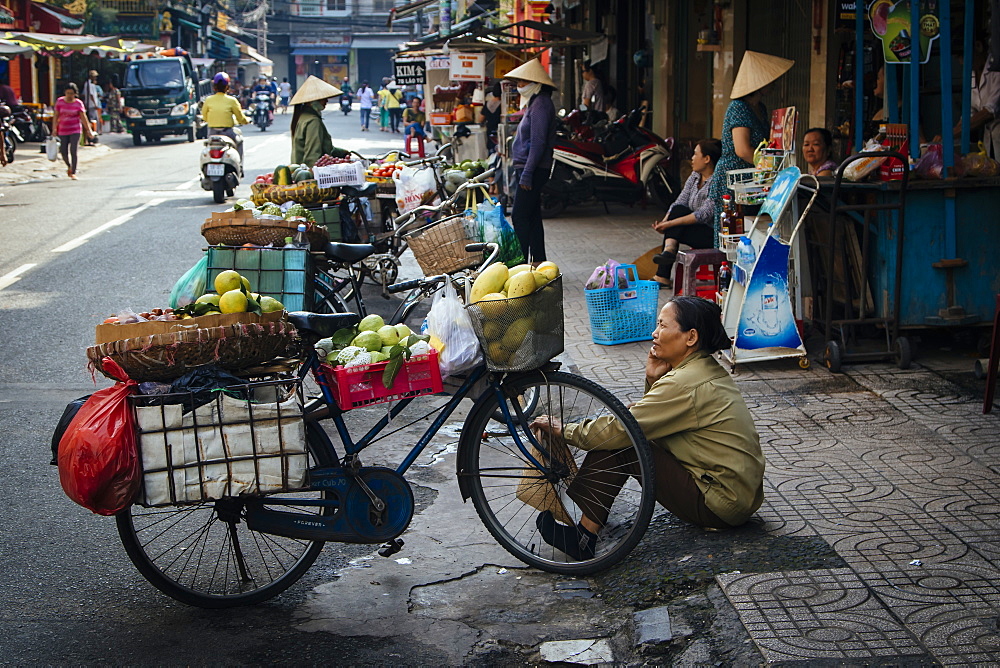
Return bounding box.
[0,105,19,166]
[11,104,49,144]
[541,109,679,218]
[340,93,352,115]
[199,129,242,204]
[252,92,273,131]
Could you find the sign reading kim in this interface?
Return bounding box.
[394,59,426,85]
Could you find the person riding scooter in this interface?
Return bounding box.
[201,72,248,166]
[252,76,276,122]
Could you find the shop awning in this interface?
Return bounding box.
[290,46,348,56]
[398,19,602,54]
[33,5,84,32]
[240,45,272,66]
[0,38,31,56]
[4,31,121,50]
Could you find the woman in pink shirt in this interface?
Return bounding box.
[53,83,92,179]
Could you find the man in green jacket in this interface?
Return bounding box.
[289,76,348,166]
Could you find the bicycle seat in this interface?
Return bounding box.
[324,242,376,263]
[288,312,360,338]
[340,182,377,198]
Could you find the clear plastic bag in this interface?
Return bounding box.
[476,197,525,267]
[426,280,482,378]
[168,254,208,309]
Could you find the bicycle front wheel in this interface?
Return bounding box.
[460,371,655,575]
[116,430,332,608]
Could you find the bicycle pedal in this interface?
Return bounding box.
[377,538,404,557]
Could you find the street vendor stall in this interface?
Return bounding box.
[804,0,1000,370]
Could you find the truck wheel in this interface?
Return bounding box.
[132,133,142,146]
[187,127,195,142]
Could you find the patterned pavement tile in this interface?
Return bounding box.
[716,569,926,662]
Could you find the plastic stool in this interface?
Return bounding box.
[674,248,726,299]
[405,133,425,158]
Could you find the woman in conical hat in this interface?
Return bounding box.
[504,58,557,264]
[290,75,347,167]
[707,51,794,241]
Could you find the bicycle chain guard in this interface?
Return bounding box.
[244,466,414,544]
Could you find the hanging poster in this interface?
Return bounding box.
[394,58,426,85]
[450,52,486,81]
[869,0,940,65]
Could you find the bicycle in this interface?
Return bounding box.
[113,252,657,608]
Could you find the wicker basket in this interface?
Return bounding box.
[202,216,329,250]
[250,181,338,206]
[87,320,298,382]
[404,215,481,276]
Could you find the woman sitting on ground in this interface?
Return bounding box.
[531,296,764,559]
[651,139,722,288]
[802,127,837,177]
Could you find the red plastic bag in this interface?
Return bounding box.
[58,358,140,515]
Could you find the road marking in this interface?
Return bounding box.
[175,176,200,190]
[245,135,285,155]
[0,263,37,291]
[51,198,166,253]
[136,190,201,198]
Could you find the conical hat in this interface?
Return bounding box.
[290,76,342,105]
[503,58,555,88]
[730,51,794,99]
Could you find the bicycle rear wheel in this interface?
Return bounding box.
[460,371,654,575]
[116,428,331,608]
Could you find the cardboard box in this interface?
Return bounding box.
[204,209,256,225]
[96,310,284,345]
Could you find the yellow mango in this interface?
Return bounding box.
[507,272,537,299]
[487,342,510,365]
[508,264,532,276]
[483,320,504,341]
[531,271,550,290]
[536,261,559,281]
[470,263,509,303]
[476,292,508,318]
[500,316,534,351]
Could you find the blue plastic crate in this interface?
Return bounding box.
[584,264,659,345]
[206,246,311,311]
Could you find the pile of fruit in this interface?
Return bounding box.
[365,160,405,182]
[143,270,286,320]
[441,159,489,194]
[315,314,443,388]
[314,154,354,167]
[231,199,317,223]
[468,261,561,366]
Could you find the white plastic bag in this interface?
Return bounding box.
[393,165,439,214]
[45,136,60,161]
[426,280,482,377]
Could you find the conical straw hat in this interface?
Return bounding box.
[503,58,556,88]
[290,75,343,105]
[730,51,794,99]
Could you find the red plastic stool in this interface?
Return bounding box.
[405,133,425,158]
[674,248,727,299]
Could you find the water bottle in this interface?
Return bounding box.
[293,223,309,249]
[760,280,780,336]
[737,236,756,272]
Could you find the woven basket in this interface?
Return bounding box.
[404,216,481,276]
[202,216,329,250]
[250,181,338,206]
[87,320,298,382]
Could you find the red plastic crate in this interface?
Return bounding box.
[319,349,443,411]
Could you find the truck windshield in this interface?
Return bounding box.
[125,60,184,88]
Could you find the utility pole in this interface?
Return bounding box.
[256,0,268,57]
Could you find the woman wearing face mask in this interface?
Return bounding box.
[505,58,558,264]
[290,75,348,167]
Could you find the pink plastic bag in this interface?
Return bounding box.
[58,358,140,515]
[585,259,622,290]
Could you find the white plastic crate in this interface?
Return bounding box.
[314,161,366,189]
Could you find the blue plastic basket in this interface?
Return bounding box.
[206,246,311,312]
[584,264,659,345]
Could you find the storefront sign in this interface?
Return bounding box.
[449,52,485,81]
[869,0,939,65]
[291,34,349,47]
[427,54,451,70]
[394,58,426,85]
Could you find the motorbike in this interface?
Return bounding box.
[340,92,352,115]
[199,129,242,204]
[540,108,680,218]
[11,105,49,144]
[0,105,19,166]
[252,92,273,131]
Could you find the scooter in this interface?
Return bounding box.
[199,129,242,204]
[540,108,679,218]
[340,93,352,115]
[0,105,19,166]
[11,104,48,143]
[252,92,273,131]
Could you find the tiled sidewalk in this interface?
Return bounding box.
[544,205,1000,664]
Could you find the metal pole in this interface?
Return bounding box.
[909,16,919,160]
[939,0,954,176]
[854,2,864,152]
[961,0,973,154]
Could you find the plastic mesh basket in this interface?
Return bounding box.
[466,276,564,372]
[585,265,659,345]
[313,161,367,189]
